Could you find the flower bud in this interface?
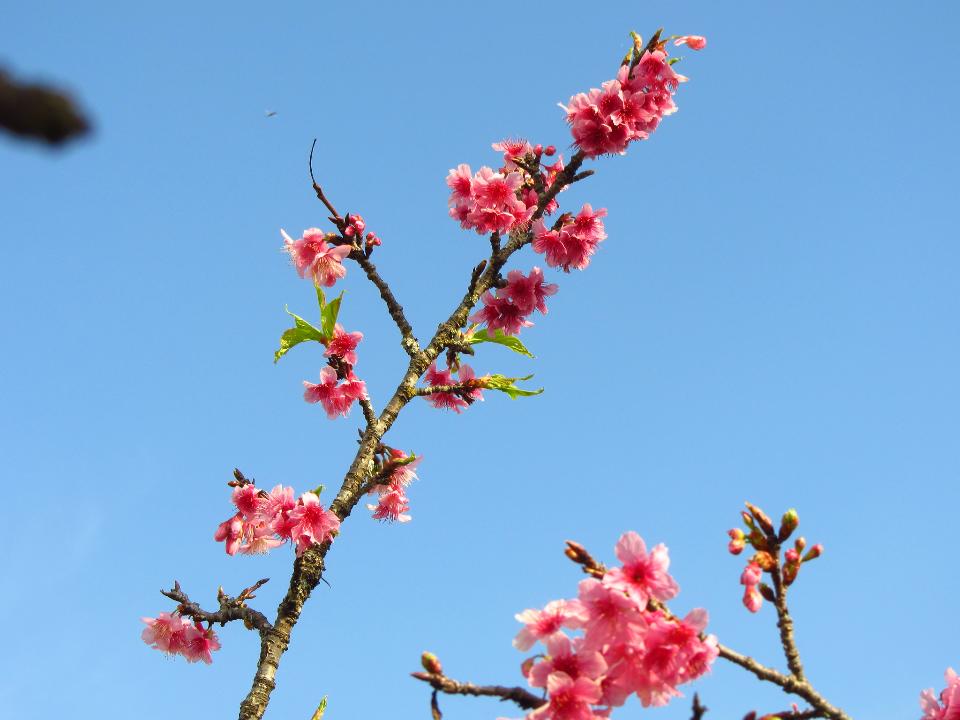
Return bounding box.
[802,543,823,562]
[794,536,806,554]
[752,551,777,571]
[759,582,776,602]
[521,656,536,678]
[727,528,746,555]
[420,651,443,676]
[748,528,769,551]
[783,561,800,586]
[778,508,799,542]
[533,144,543,156]
[741,510,755,529]
[743,586,763,613]
[745,502,775,536]
[784,548,800,564]
[740,561,762,586]
[544,145,556,156]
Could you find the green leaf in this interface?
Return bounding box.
[311,483,325,497]
[274,306,326,363]
[310,696,328,720]
[468,329,535,358]
[321,291,344,340]
[483,373,544,400]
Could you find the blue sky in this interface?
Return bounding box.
[2,2,958,719]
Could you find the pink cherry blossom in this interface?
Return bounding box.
[367,486,412,523]
[563,50,685,158]
[531,205,607,272]
[920,668,960,720]
[287,492,340,555]
[446,164,534,235]
[214,513,244,556]
[324,323,363,366]
[303,366,367,419]
[504,267,558,315]
[674,35,707,50]
[254,484,297,538]
[281,228,352,287]
[492,138,534,170]
[231,484,262,518]
[180,622,222,664]
[528,634,607,689]
[446,163,474,206]
[238,524,285,554]
[603,531,680,606]
[422,362,482,413]
[513,599,588,651]
[141,612,190,654]
[576,577,646,651]
[528,671,603,720]
[470,291,533,336]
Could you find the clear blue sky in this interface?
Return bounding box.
[2,2,958,719]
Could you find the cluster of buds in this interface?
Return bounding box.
[728,503,823,613]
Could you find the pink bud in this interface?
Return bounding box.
[533,143,543,155]
[544,145,556,156]
[727,528,745,555]
[743,586,763,613]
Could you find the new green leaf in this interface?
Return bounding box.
[483,373,544,400]
[310,696,328,720]
[321,291,344,340]
[469,329,535,358]
[274,307,326,363]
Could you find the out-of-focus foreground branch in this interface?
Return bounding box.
[0,68,90,146]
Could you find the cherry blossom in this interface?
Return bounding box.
[324,323,363,366]
[603,531,680,606]
[303,366,367,418]
[920,668,960,720]
[287,492,340,555]
[281,228,351,287]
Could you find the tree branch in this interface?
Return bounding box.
[161,579,272,636]
[238,137,595,720]
[0,68,90,146]
[411,671,545,711]
[770,562,805,680]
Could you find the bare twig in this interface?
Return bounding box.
[691,693,708,720]
[161,580,272,636]
[411,671,545,711]
[770,562,805,680]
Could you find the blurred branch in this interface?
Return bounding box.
[0,68,90,145]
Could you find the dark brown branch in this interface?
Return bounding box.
[358,396,377,427]
[770,562,806,680]
[411,672,545,711]
[0,68,90,145]
[161,580,272,636]
[309,139,343,226]
[691,693,708,720]
[352,253,419,355]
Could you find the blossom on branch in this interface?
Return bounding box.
[920,668,960,720]
[532,204,607,273]
[303,366,368,418]
[282,228,351,287]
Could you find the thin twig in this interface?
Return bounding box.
[411,672,545,711]
[691,693,708,720]
[161,580,273,636]
[353,253,419,355]
[770,562,805,680]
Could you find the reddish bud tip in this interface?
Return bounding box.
[533,144,543,155]
[544,145,556,156]
[778,508,799,542]
[521,656,536,677]
[802,543,823,562]
[759,582,776,602]
[794,536,807,553]
[745,502,775,536]
[420,651,443,675]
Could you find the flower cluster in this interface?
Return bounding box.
[366,448,420,523]
[422,362,485,413]
[447,163,536,235]
[141,613,221,664]
[920,668,960,720]
[562,43,698,159]
[282,228,351,287]
[214,481,340,557]
[470,268,558,336]
[513,532,717,718]
[532,204,608,272]
[303,365,367,418]
[728,504,822,614]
